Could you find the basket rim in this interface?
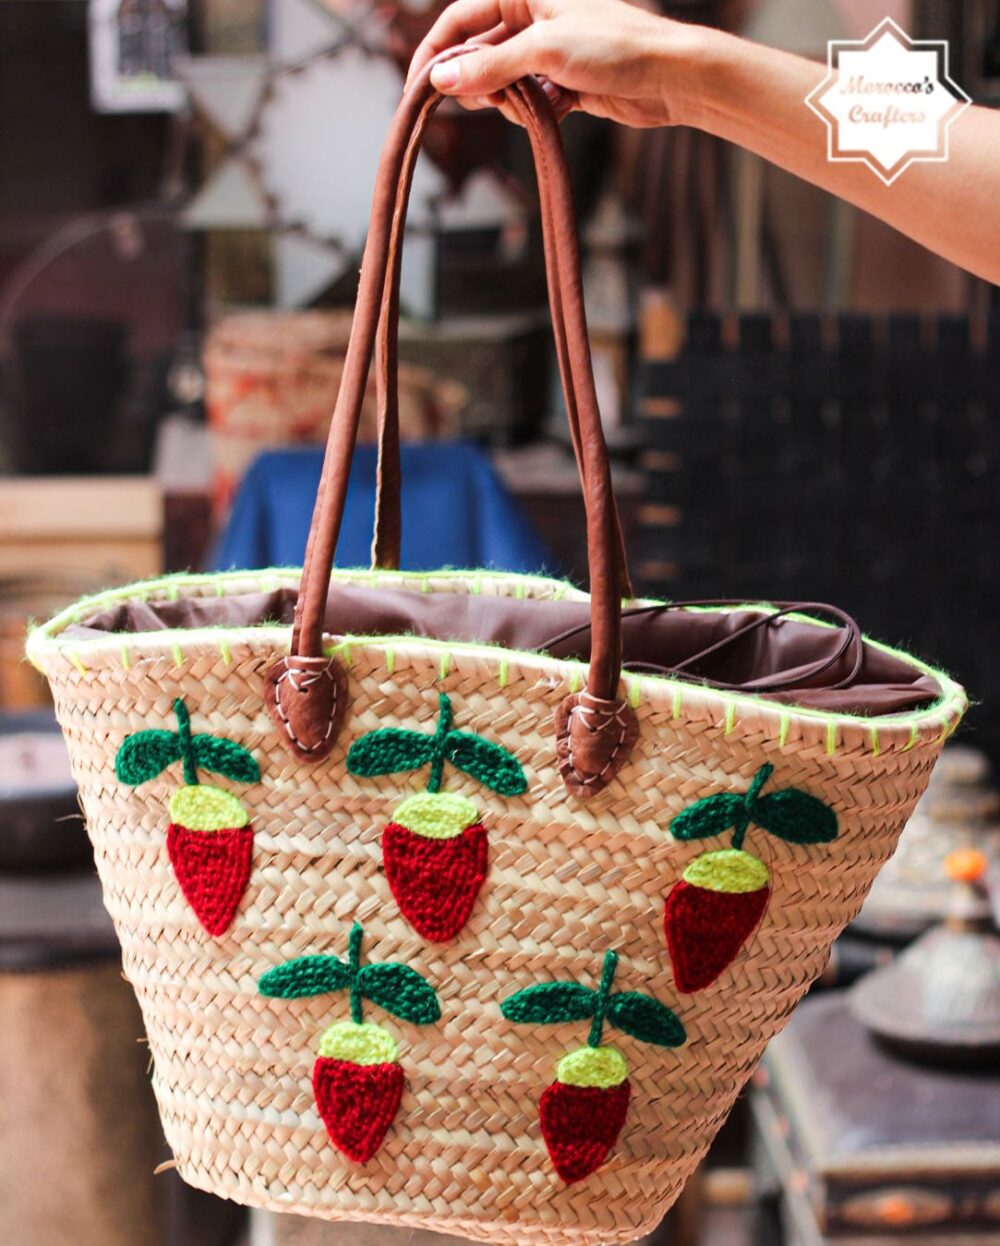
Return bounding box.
[26,566,968,737]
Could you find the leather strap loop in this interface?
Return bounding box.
[539,599,864,692]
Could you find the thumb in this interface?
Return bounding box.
[430,33,542,97]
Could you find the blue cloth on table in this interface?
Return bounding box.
[210,443,554,575]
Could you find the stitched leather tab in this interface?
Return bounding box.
[555,691,638,798]
[264,655,348,762]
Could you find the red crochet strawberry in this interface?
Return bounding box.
[666,762,838,992]
[540,1060,631,1185]
[258,922,440,1163]
[502,949,686,1184]
[115,699,259,936]
[348,693,526,942]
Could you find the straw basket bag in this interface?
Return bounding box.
[27,62,967,1246]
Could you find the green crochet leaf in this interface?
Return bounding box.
[358,962,441,1025]
[192,735,260,785]
[606,992,686,1048]
[444,731,527,796]
[753,789,838,844]
[346,729,436,778]
[115,730,181,786]
[500,982,597,1026]
[670,793,744,841]
[258,956,352,999]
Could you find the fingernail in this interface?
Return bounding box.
[540,79,561,103]
[431,61,460,89]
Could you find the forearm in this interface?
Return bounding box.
[678,27,1000,285]
[413,0,1000,282]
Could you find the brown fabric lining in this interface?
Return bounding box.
[63,585,941,718]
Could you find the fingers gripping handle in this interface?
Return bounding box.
[265,58,638,795]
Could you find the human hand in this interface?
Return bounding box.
[406,0,708,129]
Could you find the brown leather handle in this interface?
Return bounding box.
[369,91,434,572]
[369,68,634,601]
[268,57,639,794]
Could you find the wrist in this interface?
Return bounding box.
[658,23,745,132]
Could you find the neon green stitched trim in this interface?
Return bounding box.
[69,650,87,676]
[120,642,132,671]
[171,642,184,668]
[26,569,966,734]
[166,582,180,602]
[569,667,583,694]
[870,725,881,756]
[384,647,396,675]
[903,723,920,751]
[219,637,232,666]
[438,651,451,681]
[498,657,509,688]
[28,566,575,644]
[39,618,964,736]
[628,679,642,709]
[672,687,683,719]
[724,703,737,736]
[778,711,791,748]
[826,721,838,756]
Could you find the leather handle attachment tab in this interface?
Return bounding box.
[265,57,638,795]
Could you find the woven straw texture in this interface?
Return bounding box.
[28,568,966,1245]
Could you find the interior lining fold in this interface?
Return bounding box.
[62,584,942,718]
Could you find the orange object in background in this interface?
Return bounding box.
[944,848,989,883]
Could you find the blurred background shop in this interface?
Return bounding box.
[1,2,999,1245]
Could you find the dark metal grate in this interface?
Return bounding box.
[639,311,1000,759]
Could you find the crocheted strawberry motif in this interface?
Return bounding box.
[312,1050,404,1163]
[348,694,526,941]
[665,763,838,992]
[541,1069,631,1185]
[258,922,440,1163]
[501,949,686,1184]
[115,699,259,936]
